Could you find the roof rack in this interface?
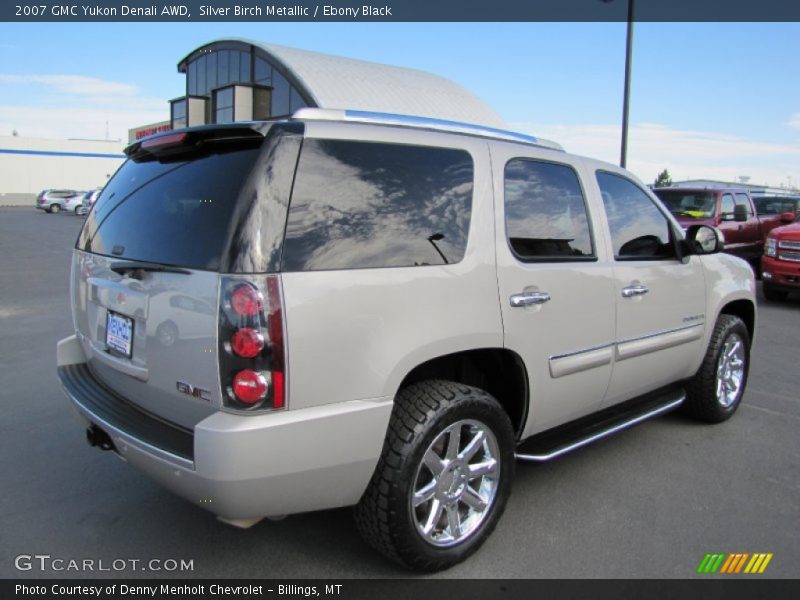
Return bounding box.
[291,108,564,151]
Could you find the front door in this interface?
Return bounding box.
[593,171,707,407]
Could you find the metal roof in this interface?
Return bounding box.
[179,39,508,130]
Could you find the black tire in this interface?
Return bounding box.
[354,380,515,572]
[49,204,60,214]
[762,282,788,302]
[683,315,750,423]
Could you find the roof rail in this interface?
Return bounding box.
[291,108,564,151]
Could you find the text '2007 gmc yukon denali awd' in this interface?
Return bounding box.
[57,109,756,571]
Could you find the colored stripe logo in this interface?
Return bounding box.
[697,553,773,574]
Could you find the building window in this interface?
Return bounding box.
[254,57,271,85]
[253,87,271,120]
[214,87,234,124]
[171,99,187,129]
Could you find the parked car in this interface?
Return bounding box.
[75,188,103,216]
[653,187,764,267]
[34,189,80,213]
[57,112,756,571]
[762,214,800,301]
[753,195,800,237]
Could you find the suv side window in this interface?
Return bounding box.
[282,140,473,271]
[734,193,753,217]
[720,194,735,217]
[504,159,594,260]
[596,171,675,260]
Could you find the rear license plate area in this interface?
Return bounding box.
[106,311,134,358]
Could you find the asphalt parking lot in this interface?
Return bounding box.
[0,206,798,579]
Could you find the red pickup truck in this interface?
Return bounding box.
[654,187,773,268]
[762,216,800,301]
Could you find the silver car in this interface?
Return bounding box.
[35,189,80,213]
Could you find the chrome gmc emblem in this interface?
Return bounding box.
[176,381,211,402]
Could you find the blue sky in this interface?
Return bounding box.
[1,22,798,187]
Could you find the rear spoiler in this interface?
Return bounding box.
[124,123,270,161]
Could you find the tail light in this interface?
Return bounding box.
[219,276,286,412]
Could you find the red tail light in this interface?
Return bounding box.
[232,370,268,404]
[230,284,262,317]
[230,328,264,358]
[219,275,286,412]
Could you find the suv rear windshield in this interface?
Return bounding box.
[654,190,716,219]
[79,142,263,271]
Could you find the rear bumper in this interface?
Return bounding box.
[762,256,800,290]
[57,334,393,520]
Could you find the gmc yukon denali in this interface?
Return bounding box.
[58,109,756,571]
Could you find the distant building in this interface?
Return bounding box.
[139,38,506,134]
[669,179,798,197]
[0,136,125,206]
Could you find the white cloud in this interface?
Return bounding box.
[789,113,800,129]
[0,105,167,142]
[0,74,138,96]
[0,73,169,140]
[513,121,800,188]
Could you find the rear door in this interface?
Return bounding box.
[71,127,298,428]
[493,147,616,437]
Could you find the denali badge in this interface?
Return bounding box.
[176,381,212,402]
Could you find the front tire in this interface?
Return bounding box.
[354,380,514,571]
[684,315,750,423]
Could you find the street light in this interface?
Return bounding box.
[620,0,635,168]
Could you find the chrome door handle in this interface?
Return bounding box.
[621,284,649,298]
[510,291,551,307]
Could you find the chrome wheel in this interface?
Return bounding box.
[411,419,500,547]
[716,333,745,407]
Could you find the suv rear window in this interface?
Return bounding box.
[78,144,262,271]
[282,140,474,271]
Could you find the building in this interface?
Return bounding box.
[5,39,505,207]
[162,38,506,131]
[669,179,799,197]
[0,135,125,206]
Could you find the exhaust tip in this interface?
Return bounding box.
[86,425,115,451]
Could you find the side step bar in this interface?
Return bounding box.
[515,388,685,462]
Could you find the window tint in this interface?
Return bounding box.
[282,140,473,271]
[79,146,263,271]
[734,193,752,216]
[721,194,735,216]
[504,159,593,260]
[597,171,675,260]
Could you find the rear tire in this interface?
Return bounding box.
[49,204,60,214]
[763,282,788,302]
[354,380,514,572]
[683,315,750,423]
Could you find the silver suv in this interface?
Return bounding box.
[58,109,756,571]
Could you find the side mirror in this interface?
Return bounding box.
[685,224,725,256]
[733,204,749,222]
[780,211,796,224]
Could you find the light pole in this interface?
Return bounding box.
[620,0,635,168]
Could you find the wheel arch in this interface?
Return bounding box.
[397,348,529,440]
[718,298,755,342]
